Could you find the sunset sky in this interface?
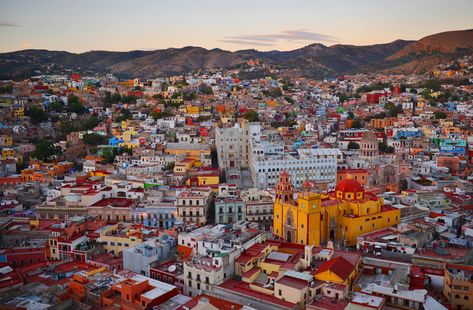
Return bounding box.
[1,0,472,53]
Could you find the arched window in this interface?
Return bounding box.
[455,294,460,299]
[464,296,469,301]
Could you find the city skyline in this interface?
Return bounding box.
[1,0,472,53]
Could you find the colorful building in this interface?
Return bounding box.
[273,172,400,246]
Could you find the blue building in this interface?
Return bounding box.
[215,196,245,224]
[109,136,124,146]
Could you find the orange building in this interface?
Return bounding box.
[370,118,395,129]
[102,275,179,309]
[437,156,460,175]
[337,169,369,187]
[21,161,73,182]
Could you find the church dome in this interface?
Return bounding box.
[360,131,379,159]
[336,178,363,193]
[361,131,378,144]
[336,177,364,201]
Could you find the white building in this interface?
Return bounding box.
[123,236,175,276]
[215,122,260,171]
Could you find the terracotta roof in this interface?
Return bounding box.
[314,256,354,281]
[179,294,243,310]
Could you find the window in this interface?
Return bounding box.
[301,224,304,228]
[360,226,363,231]
[279,289,282,296]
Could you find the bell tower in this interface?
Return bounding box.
[275,170,294,203]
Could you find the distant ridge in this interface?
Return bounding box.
[1,29,472,80]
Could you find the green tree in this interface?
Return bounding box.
[82,116,102,130]
[26,106,49,125]
[68,96,87,114]
[347,141,360,150]
[244,110,259,122]
[162,162,175,172]
[351,118,363,129]
[0,84,13,94]
[336,92,350,103]
[117,109,133,122]
[378,142,395,153]
[104,91,113,107]
[423,79,441,91]
[384,102,403,117]
[49,100,65,112]
[201,85,213,95]
[31,140,62,161]
[111,93,122,103]
[434,111,447,119]
[83,133,106,146]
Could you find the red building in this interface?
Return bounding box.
[366,91,388,104]
[149,259,183,292]
[71,73,81,81]
[0,246,46,267]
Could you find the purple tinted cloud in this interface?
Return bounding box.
[0,21,19,27]
[222,30,338,45]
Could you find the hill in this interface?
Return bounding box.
[1,29,472,80]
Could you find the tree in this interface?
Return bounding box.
[347,141,360,150]
[336,92,350,103]
[83,133,106,146]
[423,79,441,92]
[0,84,13,94]
[384,102,403,117]
[351,118,363,129]
[111,92,122,103]
[117,109,133,122]
[434,111,447,119]
[49,100,65,112]
[103,91,113,107]
[26,106,49,125]
[244,110,259,122]
[151,110,173,120]
[378,142,395,153]
[162,162,175,172]
[68,96,87,114]
[31,139,62,161]
[82,116,101,130]
[201,85,213,95]
[399,179,408,191]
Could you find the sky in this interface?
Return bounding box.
[0,0,472,53]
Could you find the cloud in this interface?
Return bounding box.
[221,30,339,47]
[0,21,19,27]
[219,39,273,47]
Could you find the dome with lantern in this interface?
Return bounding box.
[335,175,364,201]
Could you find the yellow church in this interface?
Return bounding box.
[273,171,400,246]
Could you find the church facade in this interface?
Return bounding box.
[273,171,400,246]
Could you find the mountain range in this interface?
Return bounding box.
[1,29,472,80]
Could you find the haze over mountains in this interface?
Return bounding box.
[1,29,472,80]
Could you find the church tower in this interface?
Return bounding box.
[275,170,294,203]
